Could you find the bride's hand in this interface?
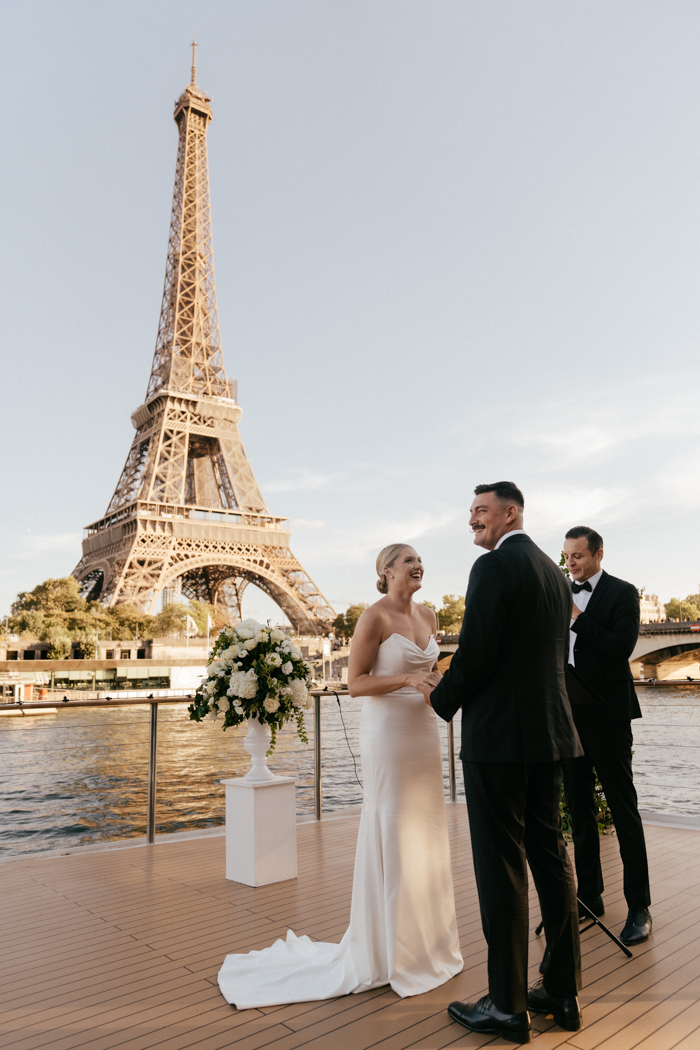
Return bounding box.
[406,670,443,703]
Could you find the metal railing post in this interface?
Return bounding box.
[147,702,158,844]
[314,694,322,821]
[447,719,456,803]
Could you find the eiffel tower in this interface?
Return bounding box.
[72,48,334,634]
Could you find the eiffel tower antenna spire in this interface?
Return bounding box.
[72,60,334,634]
[190,38,197,86]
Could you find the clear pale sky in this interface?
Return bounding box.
[2,1,699,624]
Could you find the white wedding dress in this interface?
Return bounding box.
[218,633,463,1008]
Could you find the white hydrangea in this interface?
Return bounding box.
[263,696,280,713]
[281,661,293,675]
[228,669,259,699]
[235,618,264,639]
[289,678,309,709]
[266,652,282,667]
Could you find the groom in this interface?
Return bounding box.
[427,482,583,1044]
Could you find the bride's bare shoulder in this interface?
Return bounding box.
[354,599,389,636]
[415,602,438,631]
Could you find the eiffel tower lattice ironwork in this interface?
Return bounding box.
[72,51,335,634]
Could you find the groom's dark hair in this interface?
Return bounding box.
[474,481,524,508]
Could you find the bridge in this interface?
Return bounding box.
[439,623,700,681]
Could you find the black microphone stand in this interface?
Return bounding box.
[535,899,632,961]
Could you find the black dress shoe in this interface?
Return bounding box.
[620,908,652,945]
[448,996,532,1044]
[527,978,582,1031]
[578,895,605,923]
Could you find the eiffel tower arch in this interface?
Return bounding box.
[72,49,334,635]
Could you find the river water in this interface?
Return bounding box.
[1,686,698,858]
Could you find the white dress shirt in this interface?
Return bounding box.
[569,568,603,666]
[494,529,528,550]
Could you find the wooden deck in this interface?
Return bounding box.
[2,806,700,1049]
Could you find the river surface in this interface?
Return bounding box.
[1,686,698,858]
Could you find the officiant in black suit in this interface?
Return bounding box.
[562,526,651,946]
[426,482,584,1044]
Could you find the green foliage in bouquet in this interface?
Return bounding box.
[188,618,315,752]
[560,777,614,837]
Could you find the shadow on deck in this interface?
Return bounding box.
[2,806,700,1049]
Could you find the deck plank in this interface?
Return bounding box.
[3,806,700,1049]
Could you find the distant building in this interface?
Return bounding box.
[640,593,665,624]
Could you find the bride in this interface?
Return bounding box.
[217,543,463,1008]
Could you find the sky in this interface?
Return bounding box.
[1,0,700,624]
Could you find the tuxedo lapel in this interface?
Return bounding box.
[579,569,610,619]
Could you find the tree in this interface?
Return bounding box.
[11,577,85,617]
[155,603,189,637]
[332,603,369,640]
[437,594,465,633]
[665,594,700,622]
[107,604,159,640]
[187,600,225,636]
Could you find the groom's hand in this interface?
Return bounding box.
[417,670,442,705]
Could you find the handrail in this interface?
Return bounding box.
[0,691,459,842]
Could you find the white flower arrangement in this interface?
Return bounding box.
[188,618,315,750]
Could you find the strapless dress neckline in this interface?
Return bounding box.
[381,632,436,654]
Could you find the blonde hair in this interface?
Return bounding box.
[376,543,411,594]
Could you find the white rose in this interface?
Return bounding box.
[263,697,280,713]
[217,698,229,712]
[270,629,285,642]
[235,626,253,640]
[233,701,244,714]
[281,661,293,675]
[266,652,282,667]
[206,681,216,695]
[279,685,292,697]
[244,638,257,650]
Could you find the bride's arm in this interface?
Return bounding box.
[347,608,438,697]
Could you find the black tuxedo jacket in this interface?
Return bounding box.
[430,533,582,763]
[569,570,641,722]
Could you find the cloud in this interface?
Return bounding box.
[264,472,332,493]
[526,485,630,538]
[299,507,463,566]
[514,374,700,471]
[18,532,81,556]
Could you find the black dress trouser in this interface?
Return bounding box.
[563,717,651,912]
[462,760,581,1015]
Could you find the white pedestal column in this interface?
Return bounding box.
[221,776,297,886]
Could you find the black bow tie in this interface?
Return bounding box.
[572,581,592,594]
